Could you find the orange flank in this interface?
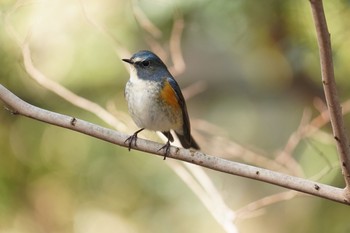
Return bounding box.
[160,81,180,109]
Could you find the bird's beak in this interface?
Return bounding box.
[122,58,134,64]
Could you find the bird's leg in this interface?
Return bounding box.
[158,140,171,160]
[125,128,145,151]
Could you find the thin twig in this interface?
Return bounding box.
[212,136,293,174]
[169,12,186,76]
[131,0,162,38]
[21,42,127,131]
[309,0,350,192]
[235,191,300,221]
[0,84,348,205]
[79,0,131,61]
[303,98,350,138]
[276,108,312,177]
[168,161,237,233]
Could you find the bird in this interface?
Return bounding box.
[122,50,200,159]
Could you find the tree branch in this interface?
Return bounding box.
[309,0,350,192]
[1,84,349,205]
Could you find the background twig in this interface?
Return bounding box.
[310,0,350,192]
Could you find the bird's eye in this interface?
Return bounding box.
[142,60,150,67]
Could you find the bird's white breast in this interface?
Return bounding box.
[125,72,182,132]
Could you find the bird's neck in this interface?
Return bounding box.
[129,68,140,82]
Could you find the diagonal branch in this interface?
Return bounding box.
[309,0,350,191]
[21,42,127,132]
[0,84,349,205]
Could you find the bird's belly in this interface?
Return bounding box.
[125,80,182,132]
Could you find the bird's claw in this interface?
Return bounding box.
[158,141,171,160]
[125,133,138,151]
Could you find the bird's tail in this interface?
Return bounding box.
[176,132,200,150]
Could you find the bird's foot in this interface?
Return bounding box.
[158,140,171,160]
[125,128,145,151]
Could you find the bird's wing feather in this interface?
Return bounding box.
[167,77,191,142]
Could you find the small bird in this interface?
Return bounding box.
[123,50,200,159]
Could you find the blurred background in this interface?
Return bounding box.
[1,0,350,232]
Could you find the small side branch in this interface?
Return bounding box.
[309,0,350,193]
[0,84,348,205]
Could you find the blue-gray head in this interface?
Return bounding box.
[122,50,170,81]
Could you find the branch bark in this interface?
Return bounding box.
[310,0,350,192]
[0,84,349,205]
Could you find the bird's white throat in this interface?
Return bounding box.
[128,67,140,82]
